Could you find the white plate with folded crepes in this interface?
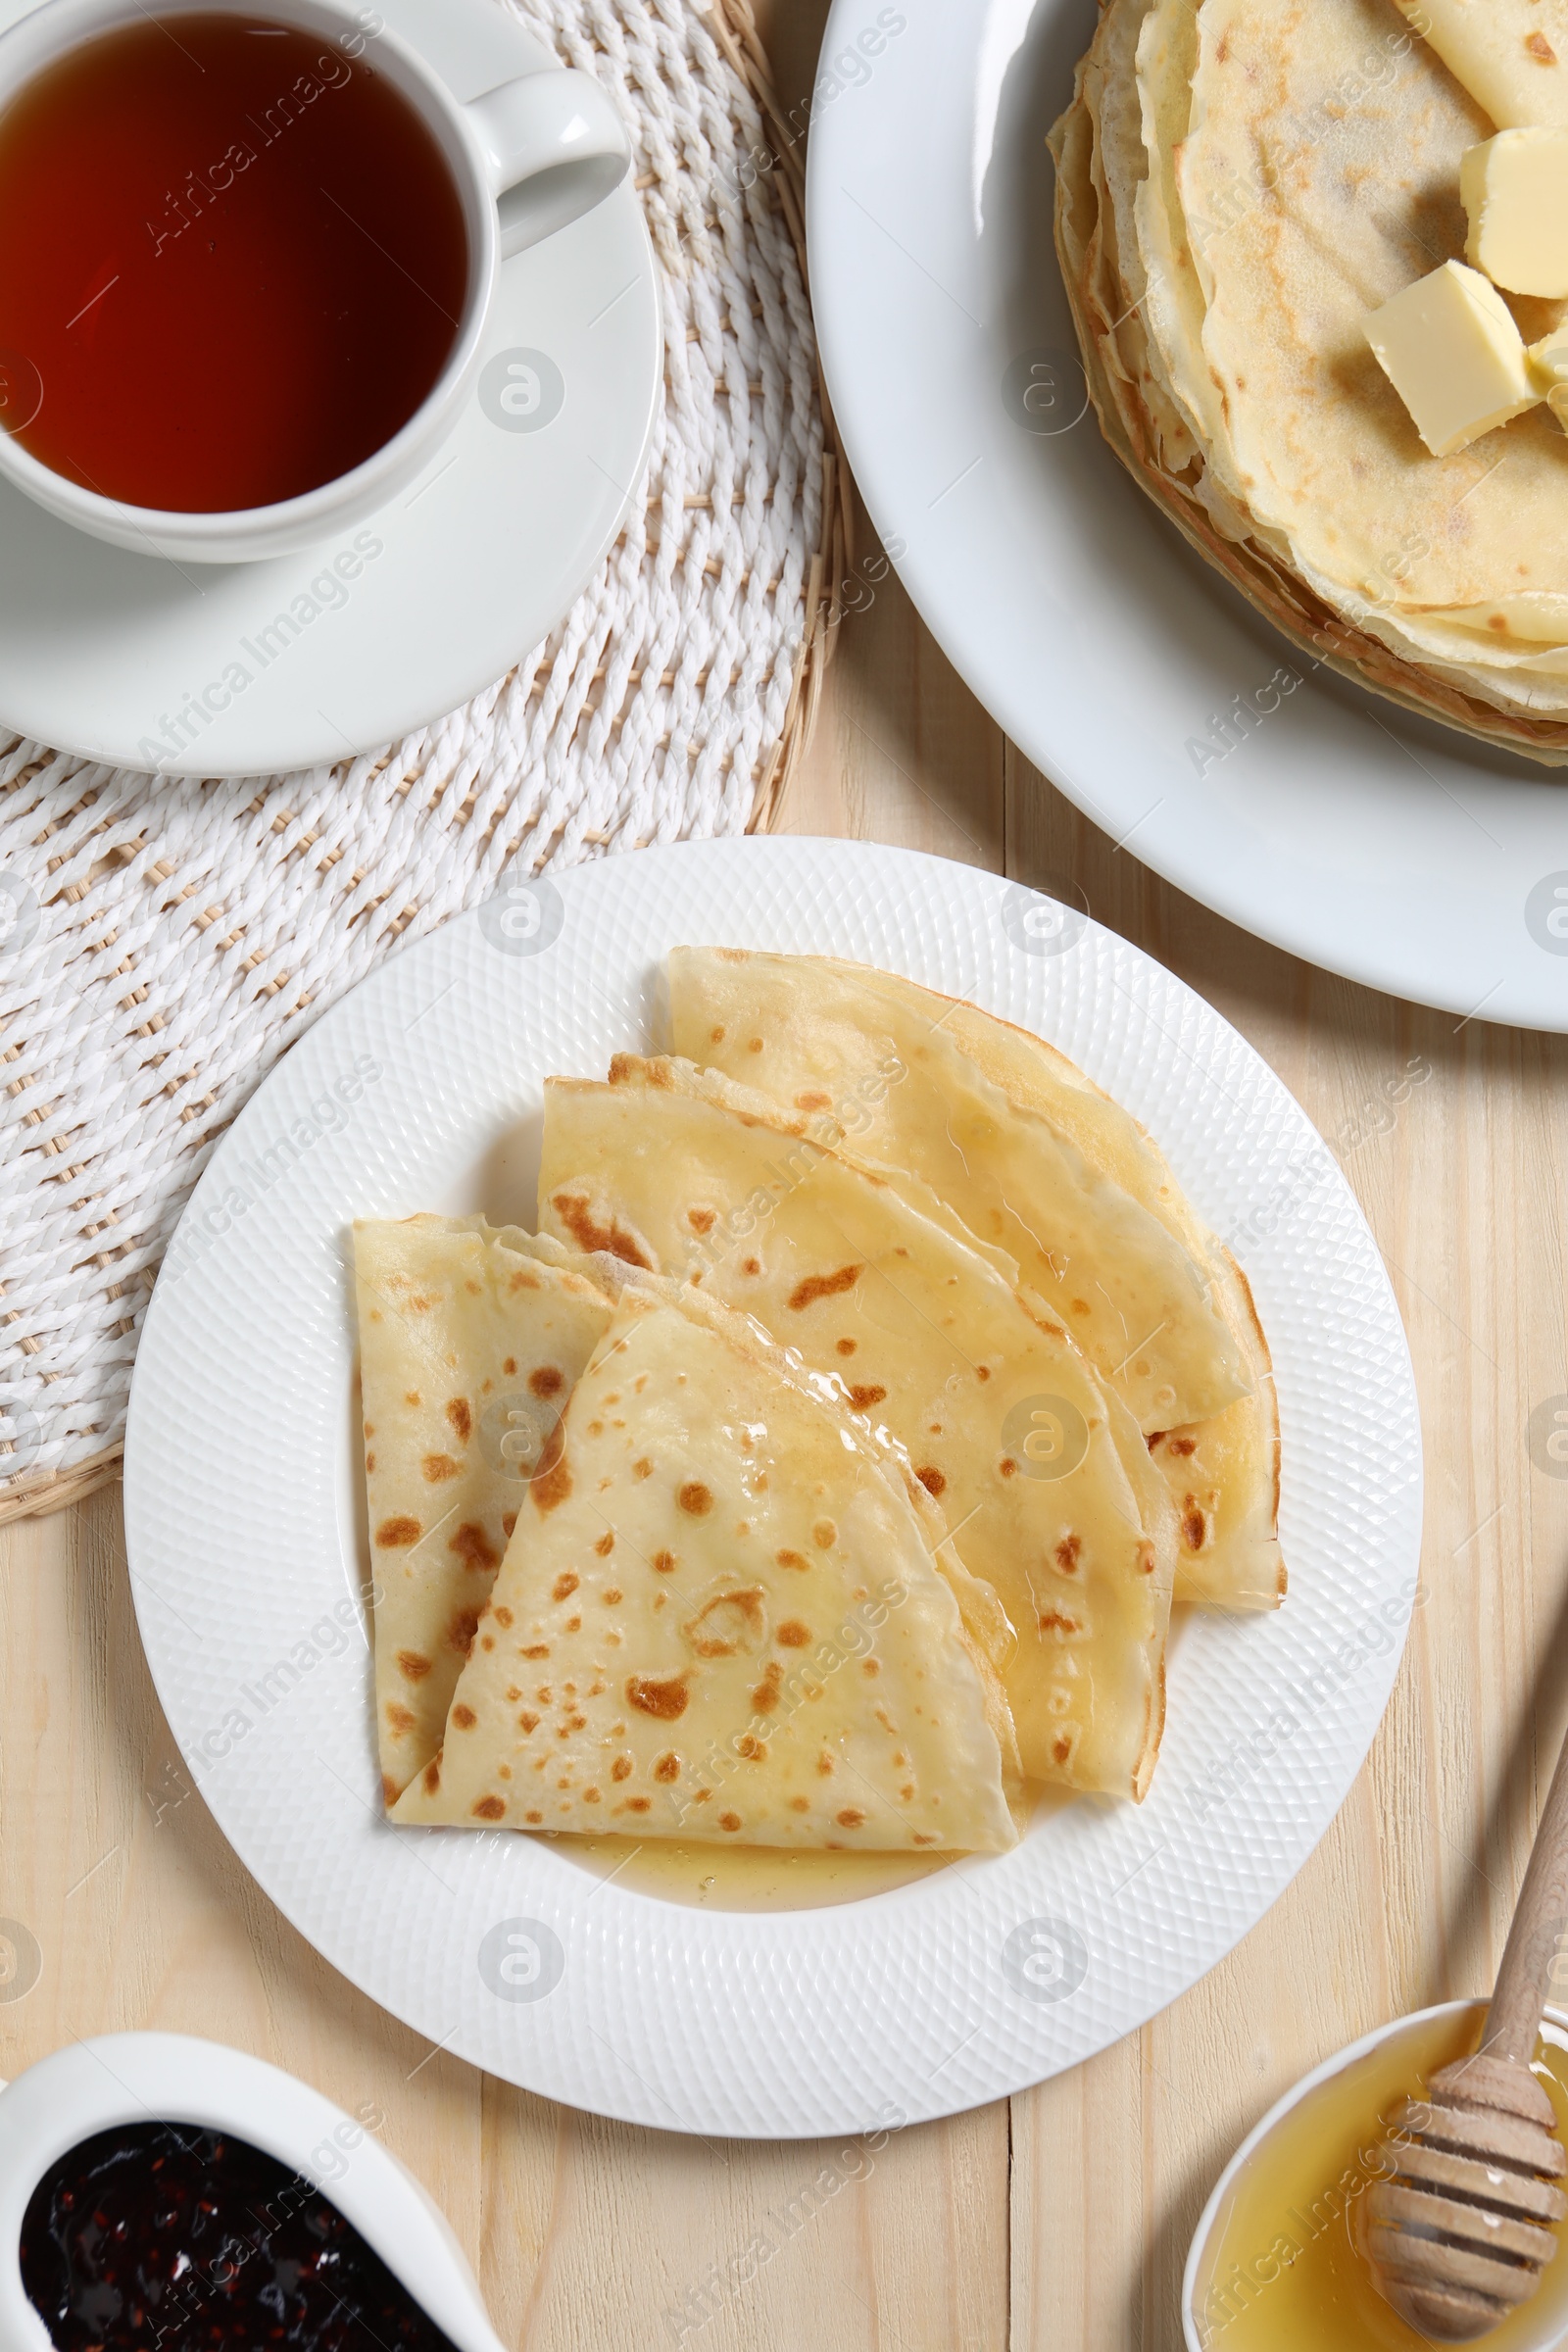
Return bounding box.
[123,838,1421,2138]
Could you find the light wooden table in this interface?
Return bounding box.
[9,9,1568,2348]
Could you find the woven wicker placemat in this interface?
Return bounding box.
[0,0,849,1525]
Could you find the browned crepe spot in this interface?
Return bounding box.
[549,1189,653,1268]
[531,1431,572,1515]
[683,1589,764,1657]
[447,1609,480,1657]
[627,1675,688,1720]
[787,1264,861,1311]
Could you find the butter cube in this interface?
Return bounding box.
[1394,0,1568,131]
[1463,129,1568,295]
[1528,331,1568,424]
[1364,261,1539,456]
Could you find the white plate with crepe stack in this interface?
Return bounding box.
[123,839,1420,2137]
[809,0,1568,1031]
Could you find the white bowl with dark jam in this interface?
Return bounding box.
[0,2032,508,2351]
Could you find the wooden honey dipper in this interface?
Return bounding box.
[1365,1721,1568,2340]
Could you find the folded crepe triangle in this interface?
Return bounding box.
[392,1286,1022,1852]
[665,944,1250,1433]
[539,1054,1177,1798]
[355,1215,613,1803]
[665,947,1284,1614]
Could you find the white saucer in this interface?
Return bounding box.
[0,0,661,778]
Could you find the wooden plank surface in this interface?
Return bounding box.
[7,6,1568,2348]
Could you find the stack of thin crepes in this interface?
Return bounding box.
[1053,0,1568,762]
[354,953,1285,1854]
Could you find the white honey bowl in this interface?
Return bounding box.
[1182,1998,1568,2352]
[0,2031,508,2351]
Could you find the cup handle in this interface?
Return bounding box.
[465,70,630,261]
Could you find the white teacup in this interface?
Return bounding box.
[0,0,630,564]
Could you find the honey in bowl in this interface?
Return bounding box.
[0,14,468,514]
[1190,2004,1568,2350]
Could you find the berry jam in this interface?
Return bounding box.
[20,2122,459,2351]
